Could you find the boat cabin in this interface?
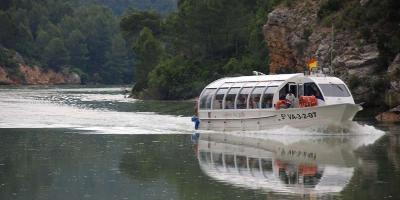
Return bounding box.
[198,73,354,111]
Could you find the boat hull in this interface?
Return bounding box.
[198,104,362,131]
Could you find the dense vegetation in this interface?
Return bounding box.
[122,0,282,99]
[79,0,177,15]
[0,0,176,84]
[318,0,400,70]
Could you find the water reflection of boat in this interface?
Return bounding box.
[196,132,383,194]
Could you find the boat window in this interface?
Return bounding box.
[224,88,239,109]
[289,84,298,97]
[261,86,276,108]
[261,158,272,178]
[236,155,247,173]
[304,82,324,100]
[249,87,265,109]
[298,84,304,97]
[199,89,216,109]
[318,84,351,97]
[279,83,296,100]
[213,88,228,109]
[199,151,211,164]
[249,157,260,175]
[236,87,252,109]
[225,154,235,171]
[212,153,224,168]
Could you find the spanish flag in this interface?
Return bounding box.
[308,58,318,70]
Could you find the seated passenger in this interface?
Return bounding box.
[265,99,272,108]
[237,95,246,109]
[253,96,261,108]
[213,99,222,109]
[225,100,234,109]
[285,92,295,108]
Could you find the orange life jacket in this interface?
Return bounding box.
[275,100,287,110]
[299,96,318,107]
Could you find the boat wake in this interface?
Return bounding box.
[0,87,193,134]
[197,121,385,147]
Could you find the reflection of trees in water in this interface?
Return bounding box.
[0,130,61,199]
[118,135,264,200]
[0,129,114,200]
[341,133,400,200]
[387,133,400,173]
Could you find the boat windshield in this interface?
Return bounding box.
[318,84,350,97]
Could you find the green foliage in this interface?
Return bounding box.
[0,10,17,48]
[79,0,178,15]
[65,30,89,69]
[0,48,18,69]
[102,34,133,84]
[42,38,70,71]
[0,0,12,10]
[132,27,164,93]
[317,0,343,19]
[147,55,202,99]
[120,10,162,42]
[0,0,138,84]
[318,0,400,73]
[122,0,277,99]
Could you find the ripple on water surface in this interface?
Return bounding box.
[0,87,192,134]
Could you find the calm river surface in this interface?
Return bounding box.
[0,86,399,200]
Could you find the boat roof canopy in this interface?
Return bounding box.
[307,76,346,85]
[205,73,304,89]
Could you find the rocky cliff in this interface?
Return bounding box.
[263,0,400,110]
[0,48,80,85]
[0,65,81,85]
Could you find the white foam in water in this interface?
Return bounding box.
[199,120,385,146]
[0,88,192,134]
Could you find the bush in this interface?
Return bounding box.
[0,48,18,69]
[317,0,343,19]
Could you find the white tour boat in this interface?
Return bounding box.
[196,73,362,131]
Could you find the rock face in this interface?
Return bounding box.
[0,65,81,85]
[263,0,386,105]
[376,105,400,122]
[264,1,321,73]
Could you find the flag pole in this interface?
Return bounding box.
[330,21,335,75]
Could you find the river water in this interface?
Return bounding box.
[0,86,399,200]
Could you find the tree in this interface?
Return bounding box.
[15,23,35,58]
[35,28,50,54]
[132,27,163,93]
[102,34,132,84]
[0,10,17,48]
[120,10,162,42]
[65,30,89,70]
[42,38,70,70]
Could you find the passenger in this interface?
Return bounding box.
[213,99,222,109]
[285,91,295,108]
[237,95,246,109]
[249,97,254,108]
[225,100,234,109]
[265,99,272,108]
[253,96,261,108]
